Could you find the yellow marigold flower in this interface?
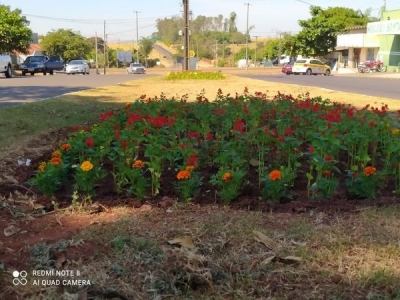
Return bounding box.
[392,128,399,135]
[185,165,195,171]
[177,170,191,180]
[221,172,232,182]
[80,161,93,171]
[50,156,62,167]
[132,160,145,168]
[364,166,376,176]
[61,143,71,151]
[52,150,62,158]
[38,162,47,172]
[269,170,282,181]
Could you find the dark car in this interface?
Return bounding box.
[20,55,64,76]
[281,61,294,75]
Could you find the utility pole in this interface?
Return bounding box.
[103,20,106,74]
[245,3,250,71]
[183,0,189,71]
[134,11,140,63]
[254,35,259,67]
[95,32,99,74]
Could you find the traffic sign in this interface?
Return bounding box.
[189,50,195,57]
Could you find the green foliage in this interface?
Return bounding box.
[86,36,104,52]
[261,167,296,202]
[293,6,369,56]
[40,29,92,62]
[139,37,154,59]
[165,71,225,80]
[210,169,247,205]
[29,162,68,197]
[0,4,32,54]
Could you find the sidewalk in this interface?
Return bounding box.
[333,68,400,78]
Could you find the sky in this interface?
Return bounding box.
[1,0,399,43]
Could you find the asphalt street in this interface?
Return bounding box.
[237,73,400,100]
[0,73,146,108]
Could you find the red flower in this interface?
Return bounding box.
[188,131,201,139]
[187,154,199,167]
[114,130,120,140]
[179,144,185,149]
[85,136,94,148]
[324,155,334,162]
[120,140,129,149]
[284,127,294,136]
[206,132,213,140]
[309,145,315,153]
[278,136,285,142]
[143,128,149,135]
[233,118,245,134]
[369,121,375,128]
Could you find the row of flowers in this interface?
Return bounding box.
[29,88,400,203]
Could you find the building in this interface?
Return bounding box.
[11,44,43,66]
[336,8,400,70]
[336,26,380,69]
[367,9,400,68]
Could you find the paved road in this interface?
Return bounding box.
[0,73,146,108]
[238,73,400,100]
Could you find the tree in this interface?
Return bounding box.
[293,6,369,57]
[87,36,104,52]
[228,12,238,33]
[40,29,92,62]
[0,4,32,54]
[139,37,154,67]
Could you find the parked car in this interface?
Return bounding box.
[292,58,331,76]
[0,54,13,78]
[65,60,90,75]
[281,61,294,75]
[126,63,146,74]
[20,55,64,76]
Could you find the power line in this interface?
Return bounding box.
[21,13,179,24]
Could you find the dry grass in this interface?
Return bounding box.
[4,204,400,299]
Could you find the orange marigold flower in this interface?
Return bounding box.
[177,170,191,180]
[80,161,93,171]
[132,160,145,169]
[269,170,282,181]
[364,166,377,176]
[126,103,131,109]
[52,150,62,158]
[392,128,399,135]
[50,156,62,167]
[61,143,71,151]
[185,165,195,171]
[322,170,331,177]
[38,162,47,172]
[221,172,232,182]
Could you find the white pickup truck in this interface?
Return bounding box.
[0,54,13,78]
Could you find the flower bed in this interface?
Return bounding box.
[165,71,225,80]
[29,88,400,205]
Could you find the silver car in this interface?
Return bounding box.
[126,63,146,74]
[66,60,90,75]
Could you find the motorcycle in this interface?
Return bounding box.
[358,60,387,73]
